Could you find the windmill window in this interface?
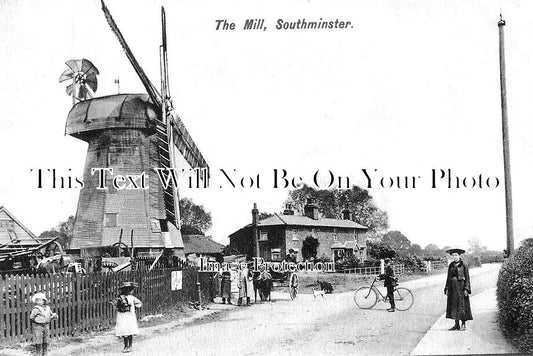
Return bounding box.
[104,213,118,227]
[150,219,161,233]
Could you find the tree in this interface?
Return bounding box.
[409,243,423,256]
[367,240,396,260]
[424,244,440,251]
[39,215,75,249]
[179,198,212,235]
[423,243,445,259]
[467,237,487,255]
[381,231,411,256]
[302,236,319,260]
[286,184,389,237]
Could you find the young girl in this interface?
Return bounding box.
[113,281,142,353]
[29,292,57,356]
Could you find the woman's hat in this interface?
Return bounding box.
[445,248,466,255]
[119,281,137,290]
[31,292,47,303]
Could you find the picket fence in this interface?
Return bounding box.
[341,264,405,276]
[0,267,217,344]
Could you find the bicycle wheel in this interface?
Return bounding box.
[354,287,378,309]
[394,287,414,311]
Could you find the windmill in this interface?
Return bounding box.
[59,59,99,104]
[64,1,208,257]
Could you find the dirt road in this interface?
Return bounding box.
[78,264,502,356]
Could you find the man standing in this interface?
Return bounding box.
[379,258,397,312]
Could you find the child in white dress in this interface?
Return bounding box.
[113,282,142,353]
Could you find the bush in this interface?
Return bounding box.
[334,257,380,271]
[461,254,482,268]
[480,251,505,264]
[497,242,533,353]
[397,255,427,272]
[335,255,360,271]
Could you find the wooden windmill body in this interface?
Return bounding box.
[65,2,208,257]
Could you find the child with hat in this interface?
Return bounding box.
[29,292,57,355]
[113,281,142,353]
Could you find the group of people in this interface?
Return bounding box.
[28,247,474,354]
[379,247,473,330]
[217,262,272,305]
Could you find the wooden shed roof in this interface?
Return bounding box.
[0,206,40,247]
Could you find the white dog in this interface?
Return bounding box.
[313,289,325,299]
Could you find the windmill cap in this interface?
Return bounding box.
[32,292,47,303]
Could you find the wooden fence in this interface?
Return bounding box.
[0,267,216,344]
[341,264,405,276]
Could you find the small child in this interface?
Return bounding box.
[113,281,142,353]
[29,292,57,356]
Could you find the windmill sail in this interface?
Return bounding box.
[101,0,161,106]
[100,0,208,169]
[100,0,208,227]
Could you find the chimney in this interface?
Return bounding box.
[252,203,259,225]
[252,203,259,258]
[342,207,352,220]
[304,198,319,220]
[283,203,295,215]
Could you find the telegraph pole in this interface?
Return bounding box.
[498,14,515,256]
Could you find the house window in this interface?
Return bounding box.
[259,230,268,241]
[271,248,281,261]
[333,234,338,242]
[104,213,118,227]
[290,230,299,241]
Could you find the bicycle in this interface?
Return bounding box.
[353,276,414,311]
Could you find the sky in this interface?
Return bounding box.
[0,0,532,251]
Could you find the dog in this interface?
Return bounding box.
[317,280,334,294]
[313,289,325,299]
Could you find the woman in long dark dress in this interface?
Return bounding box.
[444,248,473,331]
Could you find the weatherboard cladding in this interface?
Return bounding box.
[69,95,178,250]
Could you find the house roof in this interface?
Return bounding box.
[0,206,41,247]
[182,235,224,255]
[258,213,368,230]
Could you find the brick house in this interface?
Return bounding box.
[229,199,368,263]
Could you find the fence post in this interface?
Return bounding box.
[380,259,384,274]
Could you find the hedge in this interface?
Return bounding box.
[497,239,533,353]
